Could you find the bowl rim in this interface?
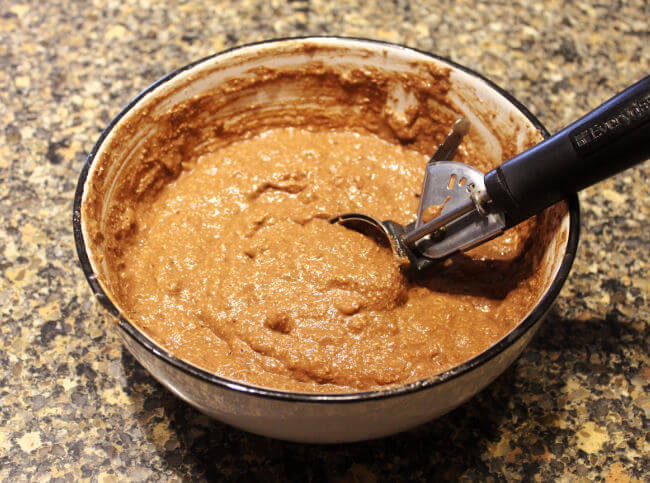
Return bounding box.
[73,36,580,403]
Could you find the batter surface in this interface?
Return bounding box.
[114,127,547,393]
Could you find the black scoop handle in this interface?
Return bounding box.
[485,75,650,228]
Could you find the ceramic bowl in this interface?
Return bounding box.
[73,37,579,443]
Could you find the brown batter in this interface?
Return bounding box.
[84,49,563,393]
[110,127,545,393]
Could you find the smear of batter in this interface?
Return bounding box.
[114,127,545,393]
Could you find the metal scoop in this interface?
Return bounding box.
[332,75,650,271]
[330,118,489,270]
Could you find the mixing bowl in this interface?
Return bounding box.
[73,37,579,443]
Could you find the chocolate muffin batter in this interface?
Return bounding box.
[84,53,562,393]
[109,127,546,393]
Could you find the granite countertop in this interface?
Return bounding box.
[1,0,648,480]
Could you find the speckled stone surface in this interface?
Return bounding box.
[1,0,648,480]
